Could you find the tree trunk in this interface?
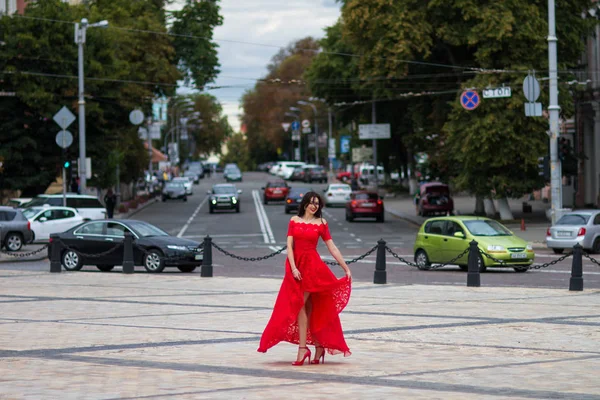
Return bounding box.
[474,195,485,216]
[496,197,514,220]
[484,197,497,218]
[409,178,418,195]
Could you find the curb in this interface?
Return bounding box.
[114,197,159,219]
[385,209,424,227]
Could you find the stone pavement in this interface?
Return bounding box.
[1,270,599,399]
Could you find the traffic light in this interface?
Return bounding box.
[537,156,550,181]
[558,137,570,161]
[63,160,70,169]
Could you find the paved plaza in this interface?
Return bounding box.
[1,269,599,399]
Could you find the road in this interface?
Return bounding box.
[3,172,600,289]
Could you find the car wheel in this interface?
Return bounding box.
[97,265,114,272]
[513,266,529,273]
[4,232,23,252]
[593,238,600,254]
[552,248,564,255]
[162,196,167,202]
[144,249,165,273]
[415,250,431,271]
[183,196,188,202]
[236,205,240,213]
[62,249,83,271]
[376,213,384,223]
[347,212,354,222]
[209,207,214,214]
[263,197,268,205]
[177,266,196,273]
[285,208,290,214]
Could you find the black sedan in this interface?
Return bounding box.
[162,182,187,202]
[49,220,203,273]
[285,187,311,214]
[208,184,241,213]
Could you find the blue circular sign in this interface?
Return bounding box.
[460,90,480,111]
[291,120,300,131]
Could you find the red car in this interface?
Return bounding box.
[262,180,289,204]
[345,191,384,222]
[336,171,352,183]
[417,182,454,216]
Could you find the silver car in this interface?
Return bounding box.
[546,210,600,254]
[0,206,34,251]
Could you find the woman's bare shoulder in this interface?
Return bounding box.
[321,217,328,225]
[290,216,301,222]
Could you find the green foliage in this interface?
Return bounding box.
[221,134,253,171]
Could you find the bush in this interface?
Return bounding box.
[128,199,138,209]
[117,204,129,213]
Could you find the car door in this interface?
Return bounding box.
[104,222,134,266]
[442,221,469,264]
[422,220,446,262]
[70,221,109,264]
[33,209,60,241]
[53,209,80,235]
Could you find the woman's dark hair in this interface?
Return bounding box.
[298,191,323,219]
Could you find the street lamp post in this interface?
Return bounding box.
[309,97,333,179]
[298,101,319,165]
[74,18,108,193]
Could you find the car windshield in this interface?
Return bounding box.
[165,183,183,189]
[463,220,512,237]
[330,185,351,191]
[22,207,42,219]
[213,186,235,194]
[226,168,240,174]
[556,214,591,225]
[22,198,48,207]
[267,182,286,188]
[354,193,378,200]
[128,221,169,237]
[289,189,305,197]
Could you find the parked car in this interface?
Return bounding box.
[303,165,327,183]
[285,187,310,214]
[172,177,193,195]
[336,171,352,183]
[6,198,32,208]
[49,219,203,273]
[262,180,290,204]
[417,182,454,216]
[258,161,276,172]
[269,162,283,175]
[289,166,306,182]
[224,166,243,182]
[323,184,352,207]
[0,206,33,251]
[345,191,384,222]
[162,182,187,202]
[186,161,205,180]
[183,169,201,184]
[413,216,534,273]
[546,210,600,254]
[22,194,106,220]
[22,206,84,242]
[278,162,306,180]
[208,184,241,213]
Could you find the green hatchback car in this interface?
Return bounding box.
[413,216,535,272]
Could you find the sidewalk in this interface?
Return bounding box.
[1,271,599,399]
[382,194,551,249]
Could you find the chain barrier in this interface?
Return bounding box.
[0,244,49,258]
[479,249,572,270]
[582,252,600,267]
[211,242,287,262]
[56,239,124,259]
[323,244,378,266]
[385,246,470,270]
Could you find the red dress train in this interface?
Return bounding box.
[257,219,351,356]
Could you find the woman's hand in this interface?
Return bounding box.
[292,268,302,280]
[345,268,352,282]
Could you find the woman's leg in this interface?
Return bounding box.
[296,292,310,361]
[305,295,324,361]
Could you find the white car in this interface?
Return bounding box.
[324,184,352,207]
[172,177,193,195]
[24,194,106,220]
[278,162,306,180]
[22,206,84,242]
[269,162,282,175]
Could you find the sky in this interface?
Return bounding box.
[175,0,342,132]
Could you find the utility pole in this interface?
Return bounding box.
[372,99,378,192]
[548,0,562,224]
[328,107,333,179]
[75,19,88,193]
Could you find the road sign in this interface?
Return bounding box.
[149,123,161,139]
[55,130,73,149]
[302,127,312,134]
[291,120,300,131]
[352,147,373,163]
[460,90,480,110]
[359,124,391,140]
[294,148,300,161]
[523,76,541,102]
[129,109,144,125]
[328,138,336,159]
[302,119,310,128]
[483,87,512,99]
[291,131,300,141]
[340,136,350,154]
[525,102,543,117]
[53,106,76,130]
[281,122,291,132]
[138,127,148,140]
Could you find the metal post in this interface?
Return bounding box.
[314,114,319,165]
[76,20,88,193]
[372,100,378,192]
[201,236,213,277]
[467,240,481,287]
[569,244,583,291]
[61,149,67,207]
[548,0,562,224]
[49,234,62,273]
[328,107,333,181]
[373,239,387,284]
[147,117,153,177]
[122,232,134,274]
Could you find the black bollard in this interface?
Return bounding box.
[201,236,213,277]
[49,234,62,273]
[467,240,480,287]
[569,244,583,291]
[373,239,387,284]
[122,232,134,274]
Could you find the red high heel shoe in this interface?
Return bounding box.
[311,346,325,364]
[292,347,311,366]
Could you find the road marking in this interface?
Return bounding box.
[182,234,264,239]
[252,190,276,244]
[350,233,356,237]
[356,238,362,242]
[177,196,209,238]
[269,245,286,254]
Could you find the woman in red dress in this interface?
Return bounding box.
[258,191,352,365]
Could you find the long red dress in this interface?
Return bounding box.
[257,219,351,356]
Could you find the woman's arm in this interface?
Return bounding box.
[325,239,352,280]
[287,232,302,280]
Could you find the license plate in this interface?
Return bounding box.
[273,190,282,194]
[195,255,202,260]
[556,231,571,237]
[362,202,374,207]
[510,253,527,259]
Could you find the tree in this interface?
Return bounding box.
[221,134,252,171]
